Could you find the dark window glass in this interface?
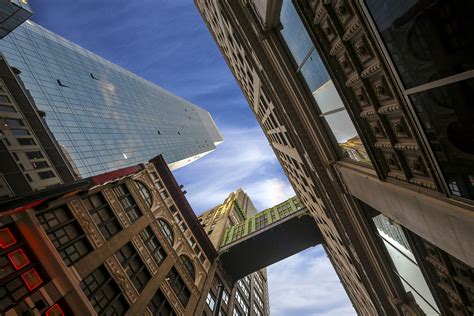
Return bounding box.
[0,105,15,112]
[36,207,92,266]
[113,184,142,222]
[80,266,129,315]
[139,226,166,266]
[38,170,55,180]
[409,79,474,199]
[365,0,474,88]
[32,161,49,169]
[0,95,11,103]
[115,243,151,292]
[11,129,29,136]
[4,119,23,127]
[166,267,190,306]
[147,289,176,316]
[180,255,196,280]
[157,219,174,245]
[17,138,36,146]
[83,194,122,240]
[26,151,44,159]
[136,181,152,207]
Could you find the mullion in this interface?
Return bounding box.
[44,217,76,234]
[98,291,123,316]
[55,234,88,252]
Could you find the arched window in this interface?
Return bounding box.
[157,219,174,245]
[135,181,152,207]
[180,255,196,280]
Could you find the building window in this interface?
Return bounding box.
[166,267,191,307]
[174,213,187,232]
[279,0,370,164]
[115,243,151,292]
[80,265,129,315]
[253,303,263,316]
[237,280,249,298]
[83,194,122,240]
[113,184,142,222]
[157,219,174,245]
[3,119,23,128]
[222,289,229,305]
[135,181,152,207]
[37,170,55,180]
[235,290,249,314]
[36,206,92,266]
[139,226,166,266]
[254,213,268,230]
[369,210,440,315]
[17,138,36,146]
[148,288,176,315]
[32,161,49,169]
[11,129,29,136]
[0,95,11,103]
[180,255,196,280]
[26,151,43,159]
[232,307,242,316]
[206,292,216,311]
[364,1,473,199]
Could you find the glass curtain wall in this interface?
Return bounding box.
[364,0,474,199]
[279,0,370,164]
[372,214,440,315]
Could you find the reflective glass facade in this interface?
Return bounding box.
[0,21,223,177]
[372,214,440,315]
[279,0,370,164]
[365,0,474,199]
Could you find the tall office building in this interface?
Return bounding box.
[198,189,270,316]
[0,20,223,179]
[196,0,473,315]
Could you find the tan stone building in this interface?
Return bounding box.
[195,0,473,315]
[197,189,270,316]
[0,155,218,315]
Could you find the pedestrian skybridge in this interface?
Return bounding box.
[218,197,324,283]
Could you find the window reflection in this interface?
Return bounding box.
[409,80,474,199]
[279,0,370,164]
[365,0,474,88]
[372,213,440,315]
[365,0,474,199]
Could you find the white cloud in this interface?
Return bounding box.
[244,178,295,210]
[174,125,295,213]
[268,246,356,316]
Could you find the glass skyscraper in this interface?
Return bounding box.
[0,20,222,177]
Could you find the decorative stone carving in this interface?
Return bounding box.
[342,20,361,42]
[338,54,353,74]
[330,39,343,56]
[361,62,382,78]
[354,38,372,63]
[378,103,400,115]
[106,257,138,303]
[69,199,104,248]
[407,156,426,176]
[334,0,351,24]
[161,282,185,314]
[393,143,420,151]
[391,118,410,138]
[307,0,439,191]
[369,121,384,138]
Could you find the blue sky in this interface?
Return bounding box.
[30,1,355,315]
